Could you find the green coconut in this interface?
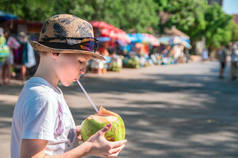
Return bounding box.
[80,106,126,142]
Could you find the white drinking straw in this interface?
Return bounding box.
[77,80,99,112]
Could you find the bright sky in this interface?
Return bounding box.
[223,0,238,14]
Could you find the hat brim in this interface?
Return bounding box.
[30,41,105,61]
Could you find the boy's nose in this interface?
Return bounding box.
[80,68,86,74]
[80,65,87,74]
[79,67,86,78]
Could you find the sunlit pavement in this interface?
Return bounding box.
[1,61,238,158]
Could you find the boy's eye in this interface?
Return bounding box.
[78,60,83,64]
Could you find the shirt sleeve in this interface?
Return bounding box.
[22,95,57,141]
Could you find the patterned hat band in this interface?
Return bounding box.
[40,37,94,42]
[39,37,98,52]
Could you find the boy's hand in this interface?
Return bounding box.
[86,124,127,158]
[76,125,82,141]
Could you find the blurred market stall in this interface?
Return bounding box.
[0,11,17,22]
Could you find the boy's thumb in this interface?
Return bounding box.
[100,123,112,135]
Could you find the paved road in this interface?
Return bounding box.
[1,61,238,158]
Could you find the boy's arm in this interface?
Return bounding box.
[21,139,92,158]
[21,125,127,158]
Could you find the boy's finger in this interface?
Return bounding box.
[77,135,82,141]
[99,123,112,134]
[108,152,119,158]
[109,144,125,154]
[111,139,127,148]
[76,125,81,133]
[101,154,118,158]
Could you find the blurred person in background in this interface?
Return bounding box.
[18,32,28,81]
[230,43,238,80]
[3,29,20,84]
[14,32,36,81]
[161,45,171,57]
[218,46,227,79]
[202,48,209,61]
[184,48,190,63]
[0,27,10,85]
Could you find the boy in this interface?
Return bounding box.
[11,14,127,158]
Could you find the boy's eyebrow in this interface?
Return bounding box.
[77,54,92,60]
[77,57,89,62]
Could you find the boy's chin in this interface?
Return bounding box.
[61,81,73,87]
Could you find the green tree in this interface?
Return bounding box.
[0,0,159,33]
[231,20,238,42]
[204,3,232,49]
[155,0,207,41]
[70,0,159,33]
[0,0,56,21]
[155,0,234,52]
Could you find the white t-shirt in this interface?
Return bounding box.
[231,48,238,62]
[11,77,78,158]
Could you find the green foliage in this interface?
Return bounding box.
[204,3,232,49]
[231,21,238,42]
[70,0,159,33]
[0,0,56,21]
[155,0,233,50]
[0,0,159,33]
[1,0,235,49]
[155,0,207,41]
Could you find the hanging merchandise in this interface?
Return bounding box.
[0,36,10,58]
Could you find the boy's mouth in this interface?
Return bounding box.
[80,74,85,77]
[74,74,85,81]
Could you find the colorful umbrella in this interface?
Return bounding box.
[128,33,159,46]
[96,37,110,42]
[90,21,130,43]
[0,11,17,21]
[90,21,114,29]
[158,36,170,45]
[128,33,144,43]
[143,34,159,46]
[170,36,191,49]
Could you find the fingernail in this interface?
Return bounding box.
[107,123,112,128]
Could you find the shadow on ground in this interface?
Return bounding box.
[63,65,238,158]
[1,62,238,158]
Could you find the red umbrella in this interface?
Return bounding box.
[90,21,130,43]
[90,21,114,29]
[100,28,130,43]
[143,34,160,46]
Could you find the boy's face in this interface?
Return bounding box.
[54,53,91,86]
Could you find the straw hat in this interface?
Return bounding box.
[31,14,104,60]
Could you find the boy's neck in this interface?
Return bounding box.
[34,59,59,88]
